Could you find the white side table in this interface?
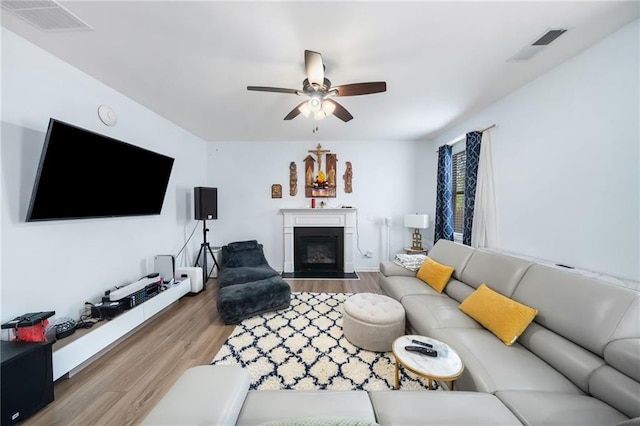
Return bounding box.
[392,335,464,390]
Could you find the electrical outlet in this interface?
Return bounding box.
[364,250,373,258]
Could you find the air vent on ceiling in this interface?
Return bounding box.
[2,0,92,32]
[509,28,568,61]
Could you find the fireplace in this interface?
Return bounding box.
[294,227,344,273]
[281,208,357,278]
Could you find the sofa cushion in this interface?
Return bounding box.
[416,257,454,293]
[443,278,477,303]
[369,390,522,425]
[236,390,377,426]
[517,322,605,393]
[459,283,538,345]
[259,417,378,426]
[460,249,533,297]
[378,274,444,302]
[495,390,629,426]
[402,294,482,334]
[429,327,582,394]
[605,338,640,383]
[589,365,640,419]
[428,240,475,281]
[512,264,640,356]
[379,261,416,277]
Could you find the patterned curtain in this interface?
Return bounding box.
[463,131,482,245]
[434,145,454,243]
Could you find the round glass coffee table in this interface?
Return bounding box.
[392,334,464,390]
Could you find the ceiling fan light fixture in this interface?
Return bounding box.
[298,103,311,117]
[248,50,386,123]
[322,100,336,115]
[308,95,322,113]
[314,111,329,120]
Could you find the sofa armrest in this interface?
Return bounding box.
[380,261,417,277]
[237,390,376,425]
[141,365,250,426]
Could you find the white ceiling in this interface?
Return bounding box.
[2,1,638,142]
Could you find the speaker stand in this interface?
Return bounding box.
[194,220,220,290]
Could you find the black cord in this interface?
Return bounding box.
[175,220,200,258]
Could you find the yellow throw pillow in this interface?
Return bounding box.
[459,284,538,345]
[416,257,455,293]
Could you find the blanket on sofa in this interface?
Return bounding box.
[393,254,427,271]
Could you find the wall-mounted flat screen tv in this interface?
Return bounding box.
[26,118,175,222]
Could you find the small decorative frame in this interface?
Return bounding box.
[271,184,282,198]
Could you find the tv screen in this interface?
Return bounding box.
[26,119,175,222]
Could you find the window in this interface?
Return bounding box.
[452,148,466,235]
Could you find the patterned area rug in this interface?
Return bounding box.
[211,292,437,391]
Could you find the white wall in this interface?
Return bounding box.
[431,19,639,281]
[8,17,632,327]
[1,28,208,323]
[205,140,435,270]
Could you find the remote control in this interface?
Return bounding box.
[404,345,438,357]
[411,339,433,348]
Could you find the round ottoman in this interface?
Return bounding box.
[342,293,405,352]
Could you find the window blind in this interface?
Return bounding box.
[452,151,466,234]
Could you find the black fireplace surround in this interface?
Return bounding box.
[293,227,344,277]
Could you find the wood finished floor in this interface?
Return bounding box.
[25,273,382,426]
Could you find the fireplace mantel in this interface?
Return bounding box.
[281,208,356,273]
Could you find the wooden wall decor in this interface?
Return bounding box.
[289,162,297,196]
[305,143,337,198]
[343,161,353,193]
[304,156,315,187]
[271,184,282,198]
[326,154,337,187]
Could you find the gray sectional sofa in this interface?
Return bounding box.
[142,240,639,425]
[142,365,523,425]
[379,239,640,425]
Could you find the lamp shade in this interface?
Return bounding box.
[404,214,429,229]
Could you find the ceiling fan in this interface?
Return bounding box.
[247,50,386,122]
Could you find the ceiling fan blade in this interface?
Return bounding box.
[305,50,324,86]
[247,86,300,95]
[284,101,308,120]
[332,82,387,97]
[325,99,353,122]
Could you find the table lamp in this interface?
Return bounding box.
[404,214,429,251]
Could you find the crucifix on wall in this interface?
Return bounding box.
[305,143,337,198]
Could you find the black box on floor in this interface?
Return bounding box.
[1,341,54,425]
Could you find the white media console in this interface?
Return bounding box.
[52,278,191,381]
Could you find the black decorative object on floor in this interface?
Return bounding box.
[217,240,291,324]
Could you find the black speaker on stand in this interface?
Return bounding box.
[194,187,218,221]
[194,187,219,289]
